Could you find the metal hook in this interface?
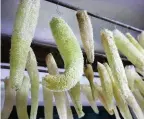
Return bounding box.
[90,14,93,20]
[126,26,129,33]
[114,24,117,30]
[56,0,62,16]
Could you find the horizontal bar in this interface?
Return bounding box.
[45,0,142,33]
[0,64,99,78]
[1,34,132,72]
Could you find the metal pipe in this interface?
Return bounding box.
[0,64,99,78]
[45,0,143,33]
[33,39,128,61]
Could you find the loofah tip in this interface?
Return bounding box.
[50,17,64,26]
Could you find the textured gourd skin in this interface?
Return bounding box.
[46,53,68,119]
[45,53,59,75]
[94,84,113,115]
[113,83,133,119]
[43,17,83,91]
[113,29,144,71]
[101,29,144,119]
[1,78,16,119]
[54,92,67,119]
[43,86,53,119]
[97,62,113,112]
[124,65,144,98]
[137,31,144,48]
[135,80,144,97]
[133,89,144,111]
[65,93,73,119]
[68,82,85,118]
[125,65,137,91]
[84,64,96,100]
[16,76,30,119]
[126,33,144,55]
[81,84,99,114]
[104,63,132,119]
[10,0,40,90]
[76,10,94,63]
[26,48,39,119]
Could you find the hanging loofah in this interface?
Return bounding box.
[10,0,40,90]
[42,17,84,91]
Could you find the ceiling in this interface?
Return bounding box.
[1,0,144,53]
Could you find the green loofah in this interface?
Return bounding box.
[26,48,39,119]
[16,76,30,119]
[42,17,83,91]
[10,0,40,90]
[97,62,114,112]
[1,78,16,119]
[68,82,85,118]
[105,63,132,119]
[76,10,94,63]
[81,84,99,114]
[45,53,73,119]
[126,33,144,55]
[43,86,53,119]
[113,29,144,71]
[137,31,144,48]
[101,29,144,119]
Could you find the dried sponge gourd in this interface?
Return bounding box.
[43,86,53,119]
[84,64,96,100]
[42,17,83,91]
[133,89,144,111]
[113,29,144,71]
[97,62,114,112]
[125,65,136,91]
[81,84,99,114]
[54,92,68,119]
[94,84,113,115]
[46,53,68,119]
[104,63,132,119]
[137,31,144,48]
[45,53,59,75]
[101,29,144,119]
[26,48,39,119]
[68,82,85,118]
[10,0,40,90]
[135,79,144,97]
[113,84,132,119]
[124,65,144,96]
[126,32,144,55]
[1,77,16,119]
[65,93,73,119]
[16,76,30,119]
[76,10,94,63]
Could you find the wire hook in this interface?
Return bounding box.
[126,26,129,33]
[114,23,117,30]
[56,0,62,16]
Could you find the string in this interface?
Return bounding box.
[56,0,62,16]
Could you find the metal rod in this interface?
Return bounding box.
[33,39,128,61]
[0,64,99,78]
[45,0,143,33]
